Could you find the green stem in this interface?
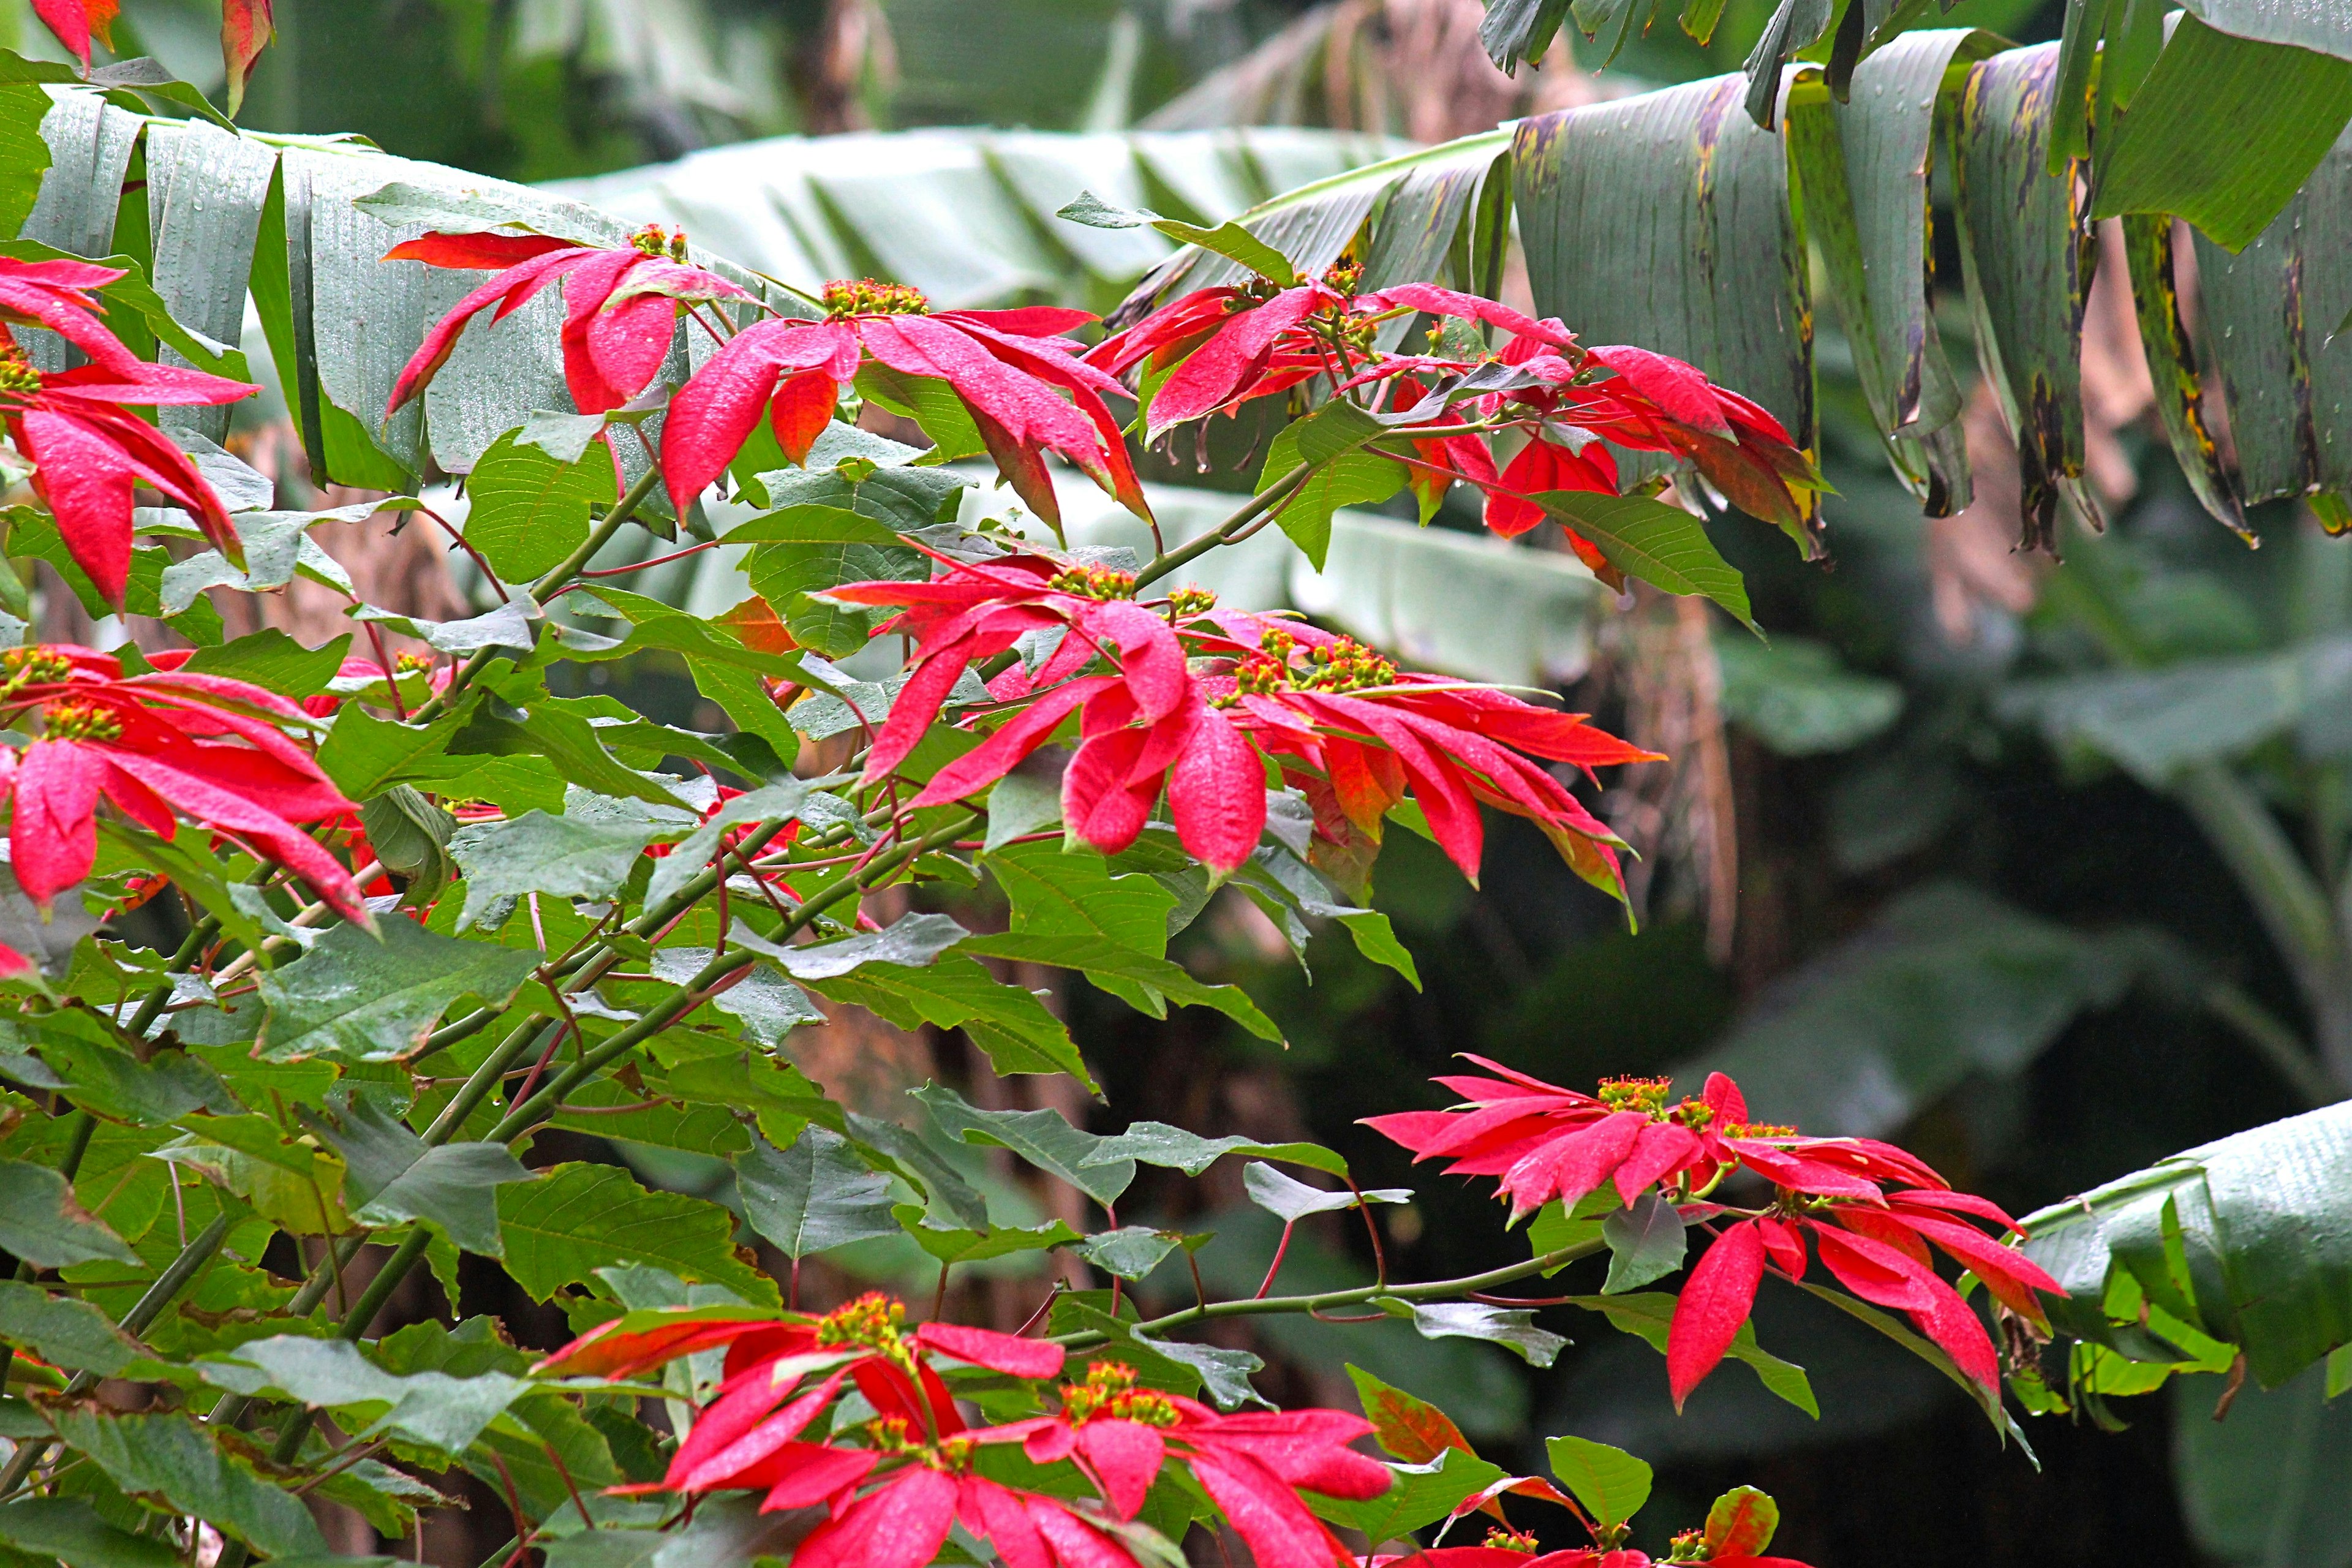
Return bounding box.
[1133,462,1314,592]
[126,918,221,1039]
[1053,1236,1610,1349]
[407,464,666,728]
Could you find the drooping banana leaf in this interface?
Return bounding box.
[2054,0,2352,250]
[2021,1099,2352,1391]
[2190,123,2352,520]
[2089,11,2352,255]
[1512,74,1820,554]
[2119,214,2248,538]
[1950,42,2101,552]
[1784,29,2003,515]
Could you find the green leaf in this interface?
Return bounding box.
[196,1335,527,1455]
[1559,1291,1818,1417]
[1079,1122,1349,1178]
[962,932,1283,1043]
[360,785,459,908]
[1257,402,1406,570]
[540,1498,809,1568]
[181,629,356,701]
[1532,491,1754,628]
[448,679,696,807]
[1056,190,1303,284]
[891,1204,1081,1266]
[1951,42,2102,549]
[1389,1300,1567,1367]
[458,426,617,582]
[0,1159,139,1267]
[317,707,466,800]
[257,918,545,1063]
[1601,1192,1687,1294]
[0,83,51,240]
[734,1126,901,1259]
[806,953,1091,1085]
[496,1162,776,1303]
[845,1112,989,1230]
[2172,1360,2352,1567]
[1244,1163,1411,1223]
[1076,1227,1196,1282]
[312,1099,537,1255]
[1545,1433,1653,1528]
[644,778,821,913]
[1478,0,1575,71]
[1133,1332,1272,1412]
[2021,1100,2352,1391]
[0,1499,180,1568]
[911,1083,1136,1207]
[447,807,660,932]
[1311,1447,1506,1545]
[46,1409,328,1559]
[0,1281,147,1377]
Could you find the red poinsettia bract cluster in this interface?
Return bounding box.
[0,645,364,924]
[538,1293,1386,1568]
[1089,274,1823,565]
[0,258,258,605]
[1366,1061,2064,1406]
[822,555,1654,892]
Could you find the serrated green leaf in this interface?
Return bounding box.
[912,1083,1134,1207]
[0,1281,148,1376]
[891,1204,1081,1265]
[257,919,544,1063]
[197,1335,527,1455]
[447,807,658,932]
[461,427,616,582]
[0,1159,139,1267]
[311,1099,537,1255]
[47,1409,328,1559]
[806,953,1090,1085]
[0,1498,180,1568]
[734,1126,901,1260]
[496,1162,775,1303]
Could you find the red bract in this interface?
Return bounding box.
[661,279,1148,533]
[0,257,153,375]
[984,1361,1390,1568]
[826,556,1265,873]
[221,0,274,116]
[1198,612,1656,894]
[0,320,257,608]
[29,0,116,69]
[385,224,746,418]
[0,646,363,920]
[1365,1064,2062,1405]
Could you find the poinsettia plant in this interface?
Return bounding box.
[0,23,2068,1568]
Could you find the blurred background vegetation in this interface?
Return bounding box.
[30,1,2352,1564]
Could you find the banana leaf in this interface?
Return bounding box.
[1951,42,2101,551]
[1512,74,1820,554]
[2021,1100,2352,1390]
[2190,123,2352,518]
[1784,29,2004,514]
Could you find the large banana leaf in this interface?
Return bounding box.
[2021,1101,2352,1391]
[1784,31,2002,515]
[1512,73,1819,554]
[14,100,1393,486]
[1950,42,2101,552]
[2188,123,2352,516]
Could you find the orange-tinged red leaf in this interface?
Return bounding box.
[221,0,274,117]
[1704,1486,1779,1558]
